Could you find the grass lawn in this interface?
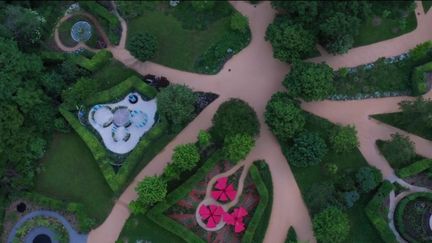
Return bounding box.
[376,140,425,170]
[353,11,417,47]
[423,1,432,13]
[372,112,432,141]
[287,114,383,243]
[34,132,114,225]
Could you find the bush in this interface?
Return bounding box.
[127,32,158,62]
[411,61,432,95]
[285,132,327,167]
[365,181,397,243]
[355,166,383,193]
[305,182,341,214]
[211,98,259,142]
[265,92,305,141]
[381,133,416,167]
[223,134,255,163]
[157,84,197,131]
[397,159,432,178]
[330,125,359,153]
[283,61,334,101]
[285,226,298,243]
[172,143,200,172]
[197,130,212,150]
[313,207,350,243]
[71,50,112,72]
[131,176,167,213]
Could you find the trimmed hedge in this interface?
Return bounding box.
[397,159,432,178]
[79,1,121,45]
[40,51,66,64]
[147,152,224,243]
[71,50,112,72]
[395,192,432,243]
[241,161,273,243]
[411,61,432,95]
[85,75,157,106]
[364,181,397,243]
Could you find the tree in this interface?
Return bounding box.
[272,1,318,26]
[223,134,255,163]
[157,84,197,131]
[198,130,212,149]
[330,125,359,153]
[127,32,157,61]
[313,207,350,243]
[172,143,200,172]
[400,97,432,129]
[230,12,248,33]
[343,190,360,208]
[191,1,215,11]
[211,99,259,142]
[265,18,315,63]
[62,77,99,110]
[355,166,382,193]
[286,132,327,167]
[382,133,416,167]
[131,176,167,214]
[305,182,341,214]
[283,61,334,101]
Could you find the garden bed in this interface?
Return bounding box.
[57,14,105,49]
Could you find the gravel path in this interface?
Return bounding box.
[7,210,87,243]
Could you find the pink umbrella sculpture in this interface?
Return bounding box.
[198,204,225,228]
[223,207,248,233]
[211,177,237,202]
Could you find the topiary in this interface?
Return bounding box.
[223,134,255,163]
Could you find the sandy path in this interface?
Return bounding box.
[51,1,432,242]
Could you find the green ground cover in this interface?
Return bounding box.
[423,1,432,13]
[376,140,424,170]
[353,11,417,47]
[119,1,250,74]
[287,114,382,243]
[34,132,114,225]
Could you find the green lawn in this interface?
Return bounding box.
[35,132,114,225]
[353,11,417,47]
[423,1,432,13]
[287,114,383,243]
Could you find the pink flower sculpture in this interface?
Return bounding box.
[222,207,248,233]
[211,177,237,202]
[198,204,225,228]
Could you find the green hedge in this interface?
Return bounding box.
[147,152,224,243]
[397,159,432,178]
[411,61,432,95]
[40,51,66,64]
[364,181,397,243]
[85,75,157,106]
[71,50,113,72]
[241,161,272,243]
[395,192,432,243]
[79,1,121,45]
[18,192,95,233]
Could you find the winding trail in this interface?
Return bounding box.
[51,1,432,243]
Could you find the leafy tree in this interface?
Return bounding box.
[172,143,200,172]
[265,92,305,141]
[191,1,215,11]
[157,84,197,131]
[324,163,338,176]
[330,125,359,153]
[211,99,259,142]
[198,130,212,149]
[343,190,360,208]
[399,97,432,129]
[334,170,357,192]
[62,77,99,110]
[285,226,298,243]
[286,132,327,167]
[382,133,416,167]
[355,166,382,193]
[131,176,167,214]
[223,134,255,163]
[230,12,248,33]
[127,32,157,61]
[305,182,340,214]
[265,17,315,63]
[272,1,318,26]
[319,12,359,54]
[313,207,350,243]
[283,61,334,101]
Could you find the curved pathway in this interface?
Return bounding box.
[51,1,432,243]
[7,210,87,243]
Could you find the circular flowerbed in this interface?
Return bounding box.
[395,192,432,242]
[71,21,92,42]
[11,216,69,243]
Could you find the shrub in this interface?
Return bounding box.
[172,143,200,172]
[324,163,338,175]
[157,84,197,131]
[397,159,432,178]
[381,133,416,167]
[305,182,340,214]
[286,132,327,167]
[343,190,360,208]
[223,134,255,163]
[131,176,167,214]
[230,12,248,33]
[71,50,112,72]
[313,207,350,243]
[283,61,334,101]
[127,32,158,61]
[285,226,298,243]
[265,92,305,141]
[408,41,432,65]
[211,98,259,142]
[197,130,212,149]
[411,61,432,95]
[330,125,359,153]
[355,166,383,193]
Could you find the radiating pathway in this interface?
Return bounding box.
[52,1,432,243]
